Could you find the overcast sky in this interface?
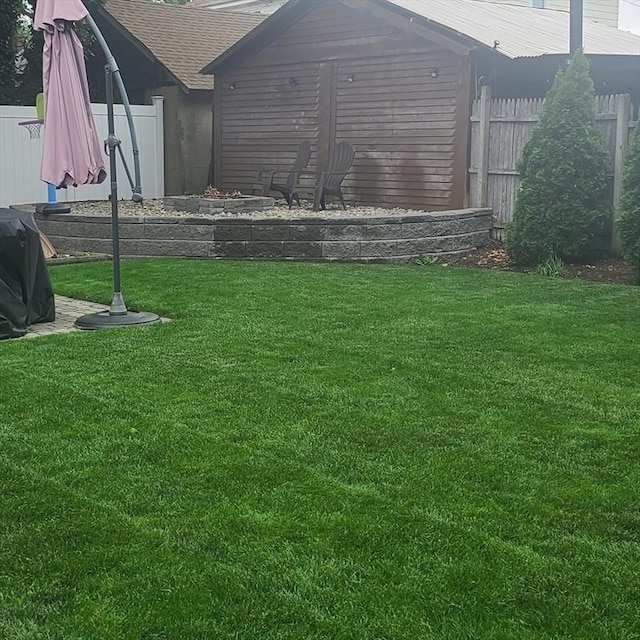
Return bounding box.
[619,0,640,34]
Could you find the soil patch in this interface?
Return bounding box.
[447,240,637,286]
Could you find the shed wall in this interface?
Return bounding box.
[215,0,468,210]
[146,87,213,196]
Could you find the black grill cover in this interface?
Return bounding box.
[0,209,55,340]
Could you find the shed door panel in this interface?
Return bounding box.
[220,62,320,192]
[335,52,459,210]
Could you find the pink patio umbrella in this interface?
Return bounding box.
[34,0,106,188]
[34,0,160,330]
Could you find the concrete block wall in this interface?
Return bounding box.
[33,208,493,263]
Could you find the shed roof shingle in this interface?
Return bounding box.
[100,0,264,91]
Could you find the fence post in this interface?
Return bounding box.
[612,94,631,253]
[476,85,492,208]
[151,95,165,198]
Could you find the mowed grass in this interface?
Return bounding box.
[1,259,639,640]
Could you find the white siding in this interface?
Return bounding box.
[473,0,619,27]
[620,0,640,34]
[0,101,165,209]
[199,0,620,28]
[199,0,621,27]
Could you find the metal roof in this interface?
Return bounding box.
[385,0,640,58]
[200,0,640,76]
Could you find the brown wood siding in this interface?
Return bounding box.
[219,62,320,191]
[336,52,459,209]
[216,0,468,209]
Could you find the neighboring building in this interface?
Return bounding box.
[201,0,639,211]
[475,0,619,28]
[192,0,620,27]
[619,0,640,34]
[89,0,263,195]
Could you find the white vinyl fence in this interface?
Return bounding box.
[0,97,164,209]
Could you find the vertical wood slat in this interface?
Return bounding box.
[612,94,632,252]
[151,95,166,198]
[475,85,491,208]
[212,80,223,187]
[317,62,337,170]
[452,54,472,208]
[468,93,638,242]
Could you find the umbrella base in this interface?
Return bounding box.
[74,310,161,330]
[36,202,72,216]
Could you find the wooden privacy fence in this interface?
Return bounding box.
[469,87,637,246]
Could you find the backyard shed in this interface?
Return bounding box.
[89,0,263,195]
[202,0,640,211]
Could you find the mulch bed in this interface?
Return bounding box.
[447,240,637,286]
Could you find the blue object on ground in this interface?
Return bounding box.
[47,183,57,204]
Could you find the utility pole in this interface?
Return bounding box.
[570,0,583,54]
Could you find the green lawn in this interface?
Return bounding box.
[1,259,639,639]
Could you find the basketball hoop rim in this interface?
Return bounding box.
[18,118,44,140]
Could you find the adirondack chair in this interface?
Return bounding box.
[251,140,312,205]
[288,142,355,211]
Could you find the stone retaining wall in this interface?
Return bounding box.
[32,208,493,263]
[163,195,276,215]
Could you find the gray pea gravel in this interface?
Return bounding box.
[69,199,430,219]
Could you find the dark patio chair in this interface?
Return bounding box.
[251,140,312,205]
[288,142,355,211]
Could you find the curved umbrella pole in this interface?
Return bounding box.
[74,11,160,330]
[85,13,142,202]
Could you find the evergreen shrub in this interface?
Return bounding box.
[618,123,640,283]
[505,50,610,265]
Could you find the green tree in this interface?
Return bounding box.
[618,123,640,283]
[15,0,106,104]
[0,0,24,104]
[2,0,185,103]
[505,49,610,265]
[15,0,182,104]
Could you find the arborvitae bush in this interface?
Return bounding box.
[618,123,640,283]
[505,50,610,265]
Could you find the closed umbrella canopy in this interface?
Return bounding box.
[35,0,106,188]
